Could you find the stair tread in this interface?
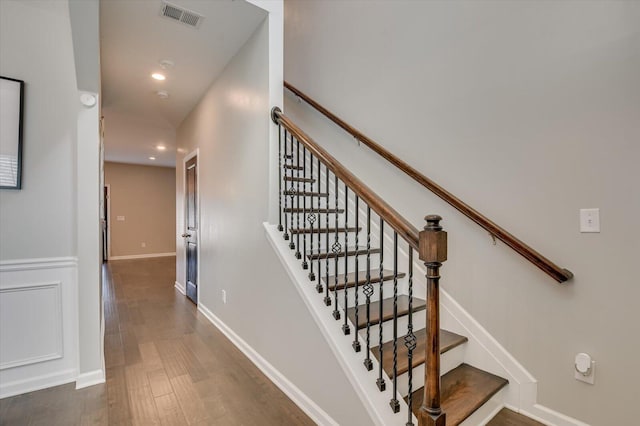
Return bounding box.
[407,364,509,426]
[487,408,545,426]
[372,328,468,378]
[347,295,426,329]
[324,269,406,290]
[284,176,315,183]
[306,247,381,260]
[284,207,344,214]
[283,191,328,197]
[290,226,360,235]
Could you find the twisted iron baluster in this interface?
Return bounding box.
[307,153,315,279]
[376,218,386,391]
[302,146,308,268]
[352,196,361,352]
[283,129,290,241]
[405,248,416,426]
[363,206,373,371]
[390,231,400,412]
[295,139,301,257]
[277,124,283,232]
[332,174,341,320]
[323,167,331,306]
[342,185,350,335]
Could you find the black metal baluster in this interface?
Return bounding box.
[283,129,290,241]
[405,248,416,426]
[390,231,400,412]
[352,196,361,352]
[377,218,386,391]
[324,168,331,306]
[342,185,350,335]
[278,124,283,232]
[307,153,315,279]
[363,206,373,371]
[332,175,341,320]
[302,146,308,267]
[315,158,323,292]
[295,139,301,257]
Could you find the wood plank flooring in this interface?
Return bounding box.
[487,408,546,426]
[0,257,314,426]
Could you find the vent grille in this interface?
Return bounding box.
[160,1,204,28]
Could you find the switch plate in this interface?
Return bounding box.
[222,290,227,304]
[580,208,600,233]
[141,242,146,248]
[117,215,125,221]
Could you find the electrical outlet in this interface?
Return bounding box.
[117,215,125,221]
[580,208,600,233]
[141,242,146,248]
[575,353,595,385]
[222,290,227,304]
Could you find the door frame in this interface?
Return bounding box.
[104,184,111,261]
[182,149,200,304]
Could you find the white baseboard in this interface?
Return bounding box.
[174,281,186,295]
[0,368,77,399]
[197,303,339,426]
[75,369,105,389]
[109,252,176,261]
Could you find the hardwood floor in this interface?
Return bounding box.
[0,257,314,426]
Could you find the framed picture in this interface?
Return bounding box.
[0,76,24,189]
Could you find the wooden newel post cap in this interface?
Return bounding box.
[419,215,447,263]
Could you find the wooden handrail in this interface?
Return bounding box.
[271,107,421,252]
[284,81,573,283]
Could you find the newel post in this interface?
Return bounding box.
[418,215,447,426]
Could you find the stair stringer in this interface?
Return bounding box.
[264,222,417,426]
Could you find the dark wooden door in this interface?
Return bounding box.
[184,156,198,304]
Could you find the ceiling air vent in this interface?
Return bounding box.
[160,1,204,29]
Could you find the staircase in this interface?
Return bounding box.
[270,107,522,425]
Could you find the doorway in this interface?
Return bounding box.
[183,153,198,304]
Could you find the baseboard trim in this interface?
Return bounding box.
[174,281,186,295]
[109,252,176,261]
[0,368,77,399]
[197,303,338,426]
[75,369,105,389]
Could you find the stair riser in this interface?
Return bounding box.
[358,312,427,348]
[458,388,506,426]
[394,343,466,397]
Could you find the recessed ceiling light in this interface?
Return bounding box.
[151,73,166,81]
[156,145,166,151]
[149,156,156,160]
[156,90,169,99]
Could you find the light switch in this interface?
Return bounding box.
[117,215,125,221]
[580,209,599,233]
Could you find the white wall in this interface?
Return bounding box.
[0,0,81,397]
[175,13,373,425]
[284,1,640,425]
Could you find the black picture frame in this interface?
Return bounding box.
[0,76,24,189]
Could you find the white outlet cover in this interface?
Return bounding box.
[580,208,600,233]
[575,360,595,385]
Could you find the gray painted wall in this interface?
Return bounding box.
[284,1,640,424]
[175,18,373,425]
[0,0,78,260]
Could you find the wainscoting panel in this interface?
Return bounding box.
[0,282,63,370]
[0,257,78,398]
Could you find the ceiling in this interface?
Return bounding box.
[100,0,267,167]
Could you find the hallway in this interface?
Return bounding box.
[0,257,314,425]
